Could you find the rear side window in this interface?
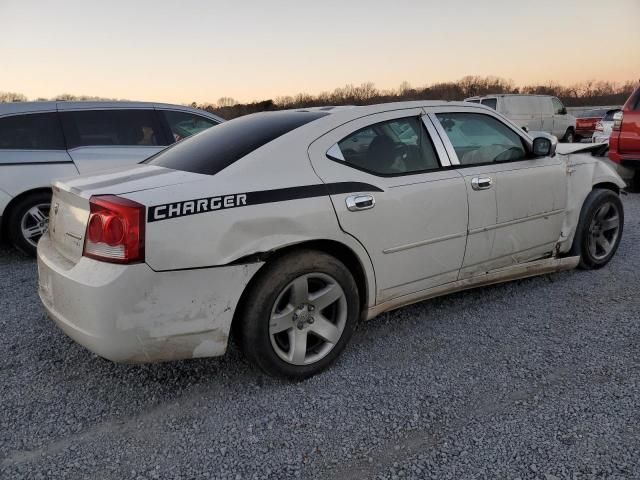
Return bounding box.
[436,113,527,165]
[162,110,219,142]
[0,113,65,150]
[481,98,497,110]
[147,111,328,175]
[333,117,440,175]
[61,109,166,148]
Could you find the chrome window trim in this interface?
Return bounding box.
[421,114,452,167]
[426,113,460,165]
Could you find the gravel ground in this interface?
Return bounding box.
[1,194,639,480]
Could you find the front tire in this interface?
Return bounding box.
[239,250,360,379]
[570,189,623,269]
[7,191,52,256]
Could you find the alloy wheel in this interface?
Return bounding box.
[269,272,347,366]
[587,201,620,260]
[20,203,50,248]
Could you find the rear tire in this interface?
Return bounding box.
[569,189,623,269]
[7,191,52,256]
[239,250,360,379]
[563,128,575,143]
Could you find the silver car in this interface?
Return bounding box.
[0,101,223,255]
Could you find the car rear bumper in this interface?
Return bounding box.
[37,233,263,363]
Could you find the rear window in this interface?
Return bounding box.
[146,110,328,175]
[0,112,65,150]
[481,98,497,110]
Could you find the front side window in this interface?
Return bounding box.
[552,97,565,114]
[0,113,65,150]
[481,98,497,110]
[436,113,527,165]
[163,111,218,142]
[332,117,440,175]
[61,109,165,148]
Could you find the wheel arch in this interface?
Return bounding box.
[592,181,620,194]
[1,187,52,241]
[230,239,373,342]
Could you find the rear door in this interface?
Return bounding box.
[309,108,468,304]
[60,109,169,173]
[430,108,567,277]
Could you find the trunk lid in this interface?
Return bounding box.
[49,164,206,263]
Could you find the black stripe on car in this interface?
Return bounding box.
[147,182,383,223]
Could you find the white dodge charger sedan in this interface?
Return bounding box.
[37,101,625,378]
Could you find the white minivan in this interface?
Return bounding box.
[464,94,576,143]
[0,101,223,255]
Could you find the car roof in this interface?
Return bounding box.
[465,94,556,100]
[0,101,224,122]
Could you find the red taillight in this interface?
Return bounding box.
[83,195,145,264]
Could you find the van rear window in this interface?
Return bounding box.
[146,110,328,175]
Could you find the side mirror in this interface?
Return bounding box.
[560,107,567,115]
[532,136,555,157]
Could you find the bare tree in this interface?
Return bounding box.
[0,91,27,102]
[217,97,237,107]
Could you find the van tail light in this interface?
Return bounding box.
[83,195,145,264]
[612,111,624,131]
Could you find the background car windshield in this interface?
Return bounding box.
[147,110,328,175]
[603,109,621,121]
[336,117,439,175]
[436,113,526,165]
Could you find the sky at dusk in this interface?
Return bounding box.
[1,0,638,104]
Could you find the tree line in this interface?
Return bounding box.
[2,76,637,119]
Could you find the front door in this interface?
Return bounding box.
[308,109,469,304]
[551,97,570,138]
[429,109,567,277]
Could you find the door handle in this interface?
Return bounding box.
[346,194,375,211]
[471,176,493,190]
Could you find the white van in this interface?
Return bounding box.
[0,101,223,255]
[464,94,576,143]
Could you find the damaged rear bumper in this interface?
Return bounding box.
[37,234,263,363]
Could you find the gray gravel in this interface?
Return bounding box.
[1,194,639,480]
